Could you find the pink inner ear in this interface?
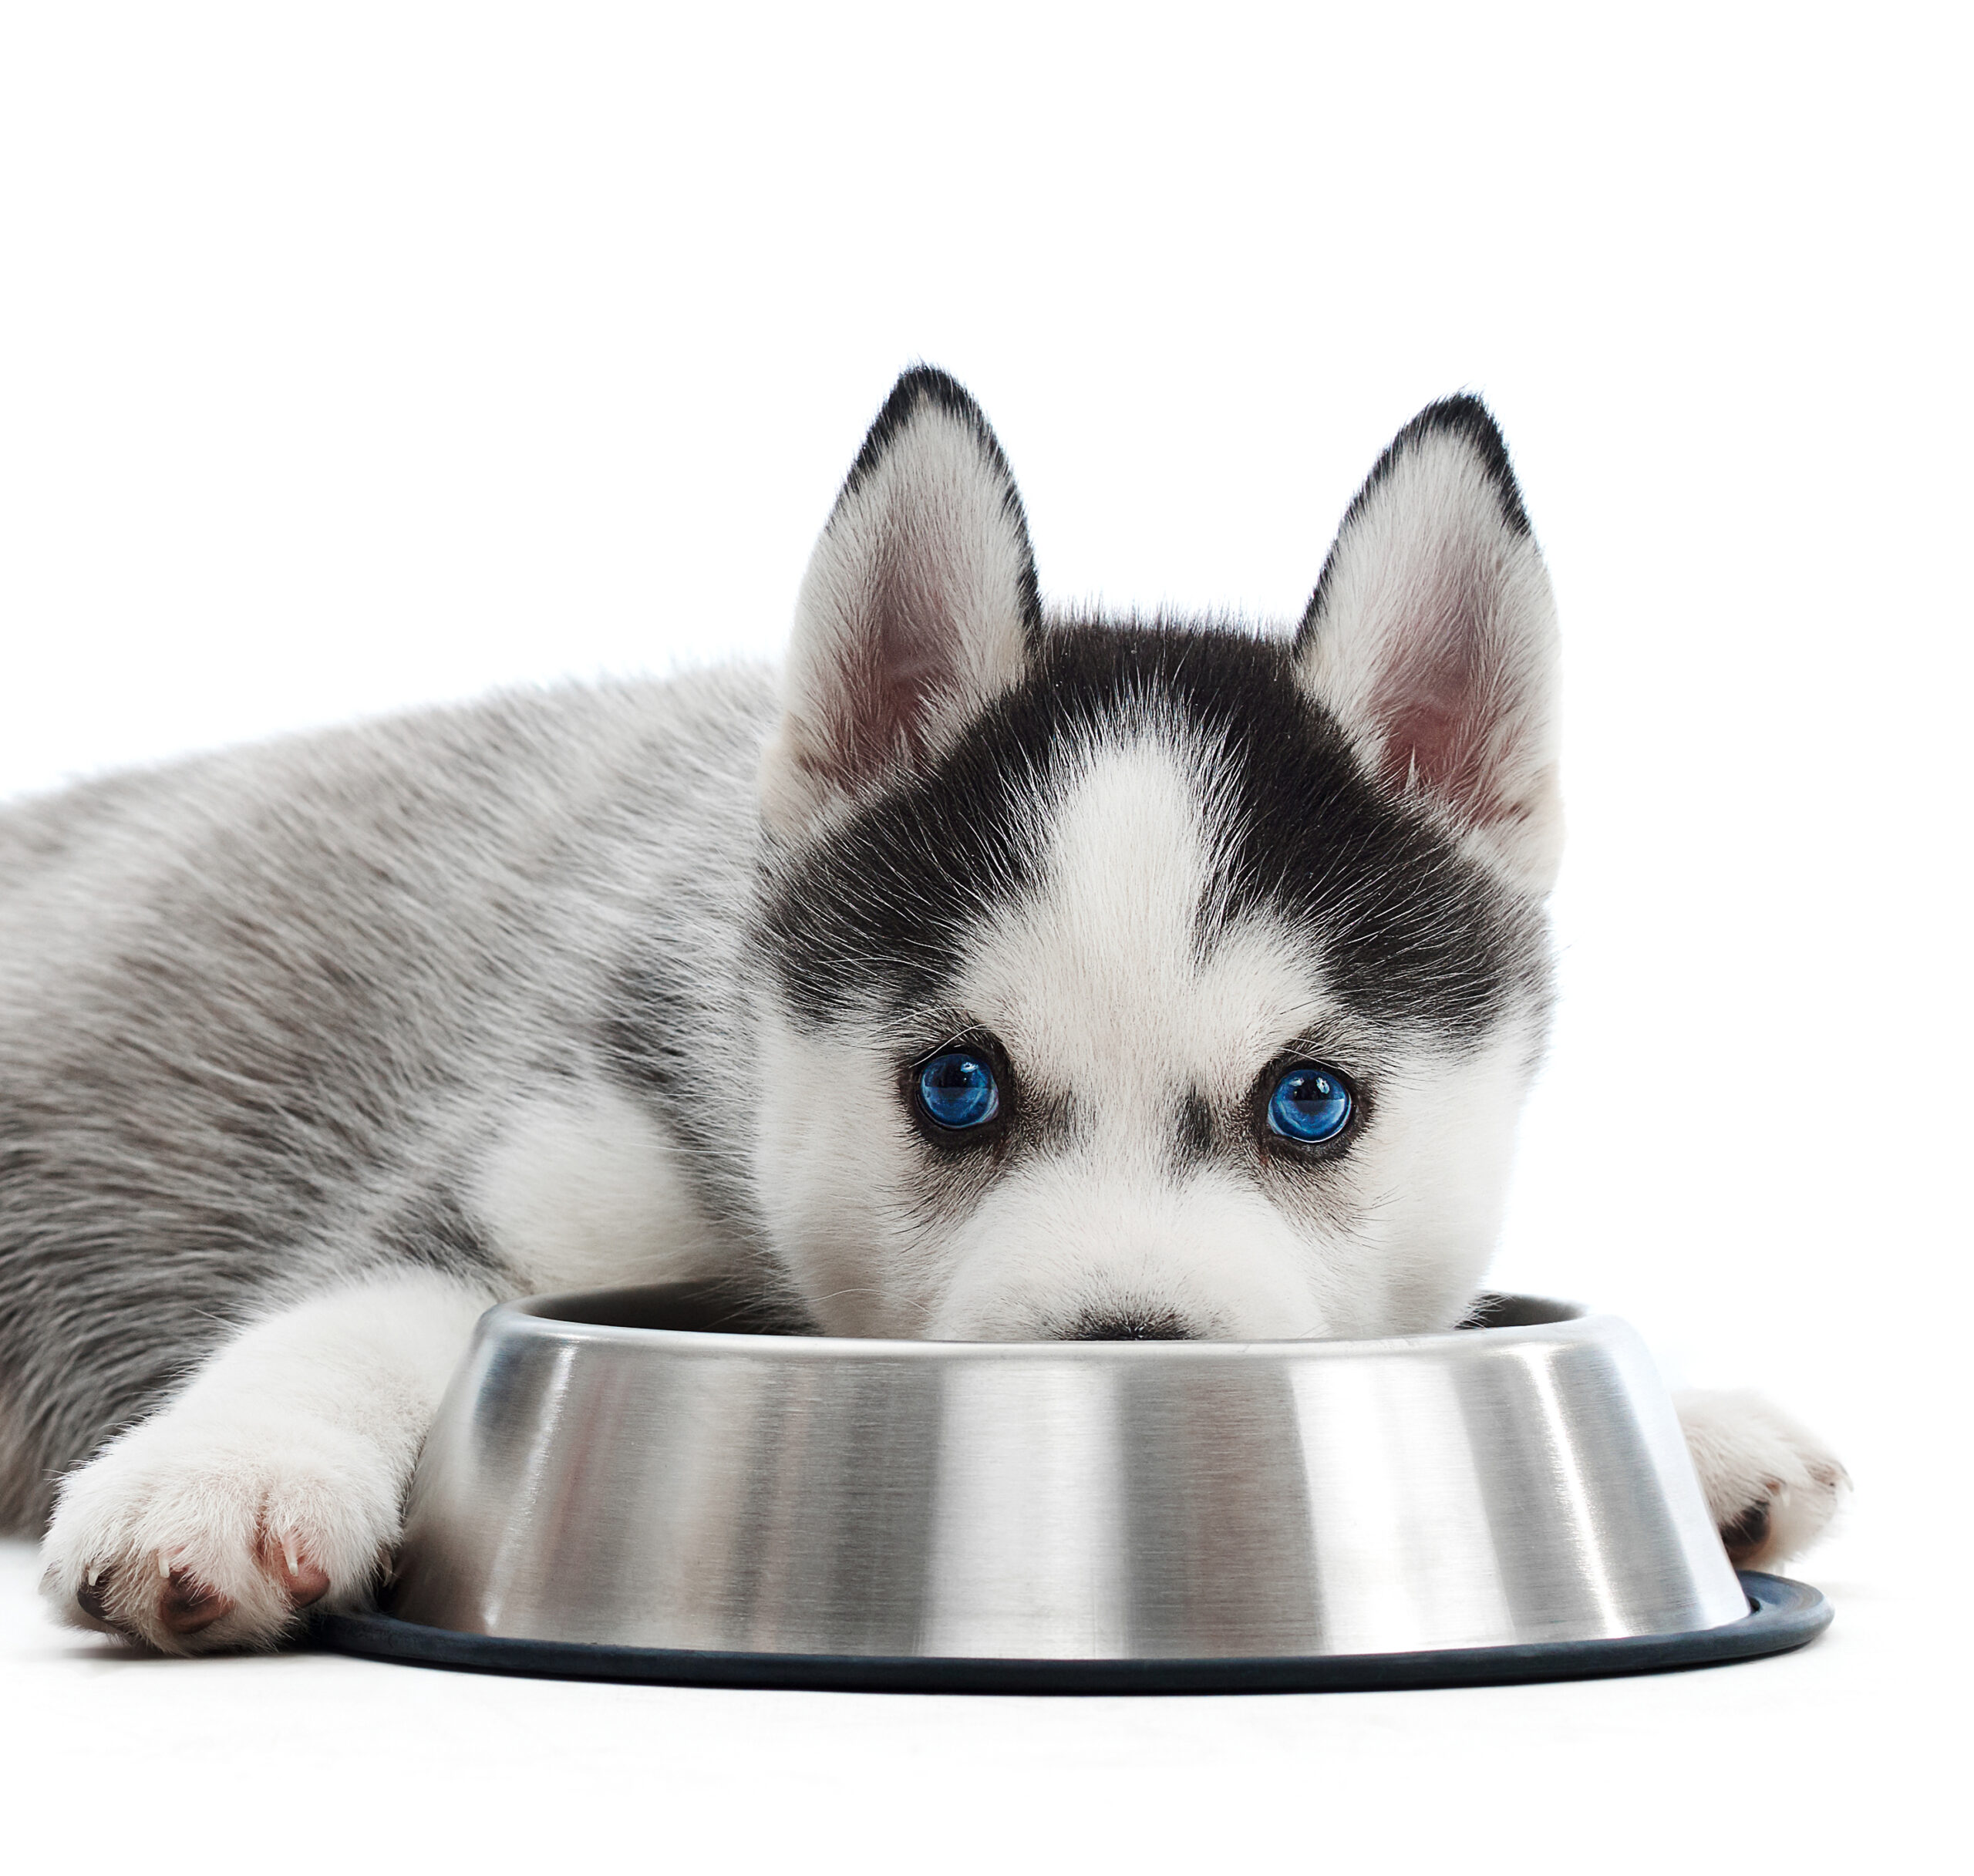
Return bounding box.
[1369,612,1515,827]
[827,544,959,790]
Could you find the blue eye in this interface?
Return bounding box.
[915,1049,1002,1131]
[1265,1065,1353,1144]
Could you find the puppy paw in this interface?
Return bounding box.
[1675,1389,1849,1569]
[40,1411,401,1654]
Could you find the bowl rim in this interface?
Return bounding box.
[487,1282,1605,1365]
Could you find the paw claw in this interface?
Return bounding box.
[258,1529,332,1608]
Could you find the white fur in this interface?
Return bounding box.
[1337,1036,1541,1332]
[41,1272,489,1652]
[1676,1388,1850,1568]
[750,1015,923,1335]
[475,1083,729,1293]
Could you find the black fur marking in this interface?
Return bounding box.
[1060,1304,1197,1341]
[838,366,1044,647]
[759,624,1547,1040]
[1297,395,1531,644]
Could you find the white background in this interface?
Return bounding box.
[1,2,1967,1868]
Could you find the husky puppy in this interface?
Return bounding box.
[4,370,1844,1652]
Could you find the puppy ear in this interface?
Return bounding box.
[1295,397,1562,894]
[760,368,1041,837]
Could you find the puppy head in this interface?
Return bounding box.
[755,371,1558,1341]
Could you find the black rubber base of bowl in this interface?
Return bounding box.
[311,1571,1827,1695]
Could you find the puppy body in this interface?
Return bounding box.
[2,373,1845,1649]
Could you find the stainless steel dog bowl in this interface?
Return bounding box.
[321,1285,1829,1691]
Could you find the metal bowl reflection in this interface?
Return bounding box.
[384,1284,1748,1665]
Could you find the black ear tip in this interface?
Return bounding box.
[886,363,979,411]
[871,364,990,436]
[1398,393,1512,465]
[1390,393,1531,537]
[844,365,1005,498]
[1297,394,1535,638]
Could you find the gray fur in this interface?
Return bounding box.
[0,671,776,1527]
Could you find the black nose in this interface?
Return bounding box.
[1062,1305,1197,1341]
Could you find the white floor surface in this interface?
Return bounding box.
[1,1531,1954,1874]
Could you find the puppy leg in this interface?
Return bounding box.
[39,1271,490,1653]
[1676,1389,1849,1569]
